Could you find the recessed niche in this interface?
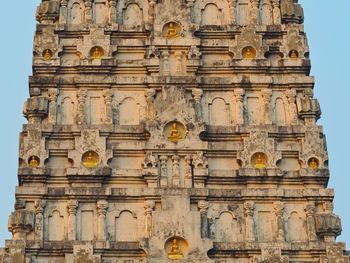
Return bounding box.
[289,50,298,60]
[251,152,267,169]
[28,156,40,168]
[43,49,53,60]
[90,46,104,59]
[242,46,256,59]
[164,121,186,142]
[308,157,319,169]
[165,236,189,260]
[163,22,182,39]
[82,151,100,168]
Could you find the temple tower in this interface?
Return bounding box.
[0,0,349,262]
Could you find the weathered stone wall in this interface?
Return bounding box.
[0,0,349,262]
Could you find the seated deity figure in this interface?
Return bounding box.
[308,158,319,169]
[168,123,182,141]
[168,239,184,260]
[29,156,39,168]
[91,47,103,59]
[254,154,266,169]
[83,152,99,168]
[165,23,179,38]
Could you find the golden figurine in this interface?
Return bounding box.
[168,239,184,260]
[91,47,103,59]
[168,123,182,141]
[243,47,256,59]
[309,158,319,169]
[43,49,52,60]
[29,156,39,168]
[165,23,179,39]
[254,154,266,169]
[82,152,99,168]
[290,50,298,60]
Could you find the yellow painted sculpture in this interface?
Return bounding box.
[243,47,256,59]
[82,152,99,168]
[290,50,298,60]
[168,123,182,141]
[165,23,179,39]
[309,158,319,169]
[254,154,266,169]
[29,156,39,168]
[43,49,52,60]
[91,47,103,59]
[168,239,184,260]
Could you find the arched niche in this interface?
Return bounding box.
[68,0,84,25]
[115,210,138,241]
[94,0,108,24]
[209,97,230,125]
[201,3,221,26]
[251,152,268,169]
[119,97,140,125]
[288,211,307,242]
[215,211,240,242]
[123,3,143,26]
[164,236,189,259]
[60,97,75,125]
[274,97,287,126]
[48,210,64,241]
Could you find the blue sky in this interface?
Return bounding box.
[0,1,349,247]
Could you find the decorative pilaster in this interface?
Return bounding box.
[192,88,203,122]
[273,201,285,242]
[233,88,245,125]
[97,200,108,240]
[286,89,298,125]
[260,89,272,125]
[244,201,255,241]
[76,89,87,125]
[250,0,259,25]
[48,88,59,124]
[184,155,193,188]
[67,200,79,240]
[272,0,281,24]
[198,201,209,238]
[103,90,113,124]
[145,88,156,120]
[34,200,46,241]
[59,0,68,25]
[174,52,183,75]
[172,155,180,187]
[108,0,117,24]
[161,51,170,76]
[159,155,168,187]
[83,0,93,23]
[304,202,317,241]
[144,200,155,238]
[148,0,156,24]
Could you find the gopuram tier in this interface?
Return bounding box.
[0,0,349,262]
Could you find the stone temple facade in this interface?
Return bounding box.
[0,0,349,262]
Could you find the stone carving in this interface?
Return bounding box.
[8,210,35,241]
[36,0,60,23]
[83,0,93,23]
[67,200,79,240]
[23,96,49,124]
[320,245,350,263]
[304,202,317,241]
[76,89,87,125]
[103,90,113,124]
[280,0,304,24]
[146,46,160,59]
[260,88,272,125]
[250,0,259,25]
[187,46,201,60]
[172,155,180,187]
[198,201,209,238]
[233,88,245,125]
[97,200,108,240]
[192,151,208,169]
[142,152,157,169]
[145,88,156,120]
[273,201,285,242]
[34,200,46,241]
[315,201,342,242]
[159,155,168,188]
[244,201,255,241]
[144,200,155,238]
[253,247,288,263]
[184,155,192,188]
[161,50,170,75]
[68,244,100,263]
[296,89,321,125]
[108,0,117,24]
[48,88,59,124]
[59,0,68,24]
[285,89,298,125]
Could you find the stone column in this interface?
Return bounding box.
[34,200,46,241]
[144,200,155,238]
[174,52,183,75]
[273,201,285,242]
[250,0,259,25]
[244,201,255,241]
[97,200,108,240]
[272,0,281,24]
[103,90,114,124]
[184,155,193,188]
[233,88,245,125]
[145,88,156,120]
[172,155,180,187]
[108,0,117,24]
[305,202,317,241]
[161,51,170,76]
[77,89,87,125]
[67,200,79,240]
[286,89,298,125]
[84,0,93,23]
[59,0,68,25]
[48,88,59,124]
[261,88,272,125]
[198,201,209,238]
[192,88,203,122]
[159,155,168,187]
